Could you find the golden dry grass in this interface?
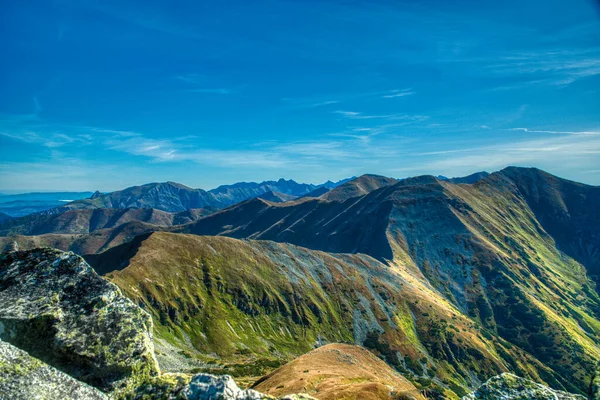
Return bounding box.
[253,343,426,400]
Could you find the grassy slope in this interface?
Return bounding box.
[252,343,426,400]
[104,232,566,398]
[166,169,600,396]
[422,175,600,394]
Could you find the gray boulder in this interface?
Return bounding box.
[182,374,270,399]
[131,373,318,400]
[463,373,585,400]
[0,248,159,393]
[0,339,108,400]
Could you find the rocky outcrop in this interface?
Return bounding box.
[131,373,318,400]
[462,373,585,400]
[0,339,108,400]
[0,248,159,393]
[183,374,270,399]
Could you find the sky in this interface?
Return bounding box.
[1,0,599,192]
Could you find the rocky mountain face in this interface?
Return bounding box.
[173,167,600,396]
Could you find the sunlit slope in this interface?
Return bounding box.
[175,168,600,395]
[252,343,426,400]
[384,172,600,395]
[102,232,565,398]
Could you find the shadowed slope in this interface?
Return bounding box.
[179,192,395,260]
[499,167,600,285]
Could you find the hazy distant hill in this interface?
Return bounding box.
[0,212,12,224]
[0,207,211,236]
[0,191,94,217]
[209,178,316,206]
[44,178,350,214]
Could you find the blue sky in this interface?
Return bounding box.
[1,0,599,192]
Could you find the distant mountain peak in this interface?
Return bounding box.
[436,171,490,184]
[321,174,398,201]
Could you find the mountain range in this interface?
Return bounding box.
[43,178,353,215]
[0,166,599,399]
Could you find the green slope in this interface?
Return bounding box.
[96,232,579,398]
[173,168,600,395]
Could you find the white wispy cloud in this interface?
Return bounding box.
[509,127,600,136]
[0,129,91,148]
[334,110,429,121]
[398,131,600,180]
[487,49,600,86]
[381,89,415,98]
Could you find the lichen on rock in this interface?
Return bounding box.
[0,339,108,400]
[462,373,586,400]
[0,248,159,393]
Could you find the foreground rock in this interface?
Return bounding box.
[462,373,585,400]
[132,373,317,400]
[0,248,159,393]
[0,339,107,400]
